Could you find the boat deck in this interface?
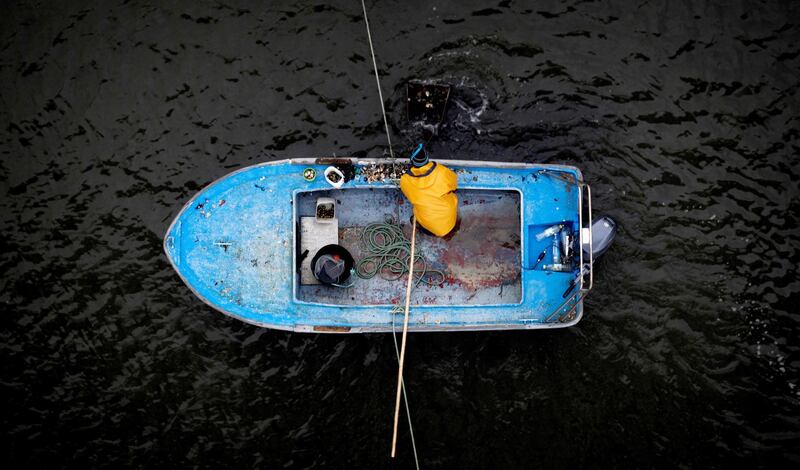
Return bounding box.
[295,188,522,306]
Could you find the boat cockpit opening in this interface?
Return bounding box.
[294,187,522,306]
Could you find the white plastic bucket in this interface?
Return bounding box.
[324,166,345,188]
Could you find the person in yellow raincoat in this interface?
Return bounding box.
[399,144,459,237]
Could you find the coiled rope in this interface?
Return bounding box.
[355,223,445,287]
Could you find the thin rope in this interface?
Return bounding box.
[392,305,420,470]
[360,0,395,160]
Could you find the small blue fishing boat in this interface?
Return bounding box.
[163,157,597,333]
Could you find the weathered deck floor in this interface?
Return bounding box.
[296,188,521,305]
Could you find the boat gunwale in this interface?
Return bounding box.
[224,294,584,333]
[231,290,585,333]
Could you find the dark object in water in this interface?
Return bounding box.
[584,215,617,259]
[407,81,451,128]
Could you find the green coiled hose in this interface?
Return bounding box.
[355,222,445,287]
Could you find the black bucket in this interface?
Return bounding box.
[311,244,354,285]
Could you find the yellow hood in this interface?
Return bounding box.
[399,161,459,236]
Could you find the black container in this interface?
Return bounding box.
[310,244,354,285]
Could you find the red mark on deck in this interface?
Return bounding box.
[477,278,505,288]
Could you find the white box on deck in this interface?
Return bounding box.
[300,216,339,285]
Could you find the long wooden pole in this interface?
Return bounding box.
[391,217,417,458]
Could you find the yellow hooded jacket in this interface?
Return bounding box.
[399,161,458,236]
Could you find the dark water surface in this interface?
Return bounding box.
[2,1,799,468]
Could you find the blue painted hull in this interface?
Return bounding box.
[164,158,592,333]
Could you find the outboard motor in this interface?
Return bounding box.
[583,216,617,260]
[563,216,617,298]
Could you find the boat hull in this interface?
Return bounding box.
[164,158,590,333]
